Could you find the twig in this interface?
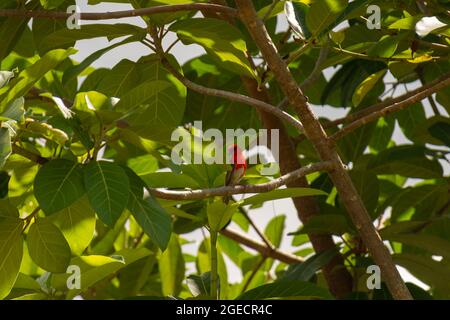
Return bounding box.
[331,74,450,141]
[239,207,274,250]
[326,71,450,128]
[148,162,333,200]
[148,25,305,134]
[0,4,238,20]
[12,144,48,165]
[241,256,267,293]
[220,228,303,264]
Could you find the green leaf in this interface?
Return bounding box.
[0,128,11,170]
[428,122,450,146]
[238,280,333,300]
[389,15,423,30]
[38,24,145,54]
[306,0,348,37]
[0,97,25,121]
[282,249,338,282]
[187,272,211,298]
[27,219,71,273]
[348,170,379,217]
[264,215,286,248]
[243,188,327,207]
[207,199,239,232]
[393,253,450,291]
[352,69,386,107]
[51,248,151,300]
[127,186,172,251]
[62,35,140,85]
[367,146,443,179]
[158,234,185,296]
[0,48,77,113]
[290,214,352,236]
[49,196,96,255]
[368,36,399,58]
[385,234,450,259]
[0,217,23,300]
[34,159,85,215]
[39,0,66,9]
[116,80,185,141]
[169,18,255,78]
[83,161,130,227]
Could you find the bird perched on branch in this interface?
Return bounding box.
[223,144,247,204]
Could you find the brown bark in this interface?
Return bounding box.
[204,0,353,299]
[235,0,412,300]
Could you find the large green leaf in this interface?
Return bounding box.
[0,48,77,113]
[306,0,348,37]
[264,215,286,248]
[34,160,85,215]
[367,146,443,179]
[393,253,450,291]
[27,219,71,273]
[386,234,450,259]
[238,280,333,300]
[49,196,96,255]
[158,235,185,296]
[126,169,172,251]
[352,69,386,107]
[243,188,327,207]
[207,199,239,232]
[0,217,23,300]
[170,18,255,78]
[83,161,130,227]
[282,249,338,282]
[51,248,151,299]
[428,122,450,146]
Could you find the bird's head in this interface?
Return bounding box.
[227,144,246,166]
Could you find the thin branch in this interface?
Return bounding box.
[12,144,48,165]
[220,228,303,264]
[332,46,447,62]
[0,4,238,20]
[241,256,267,293]
[331,73,450,141]
[239,207,274,250]
[277,43,330,110]
[149,162,333,200]
[148,26,305,134]
[326,71,450,128]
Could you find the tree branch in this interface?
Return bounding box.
[235,0,412,300]
[331,73,450,141]
[220,228,303,264]
[205,0,353,299]
[326,71,450,129]
[0,4,237,20]
[148,26,304,134]
[12,144,48,165]
[149,162,333,200]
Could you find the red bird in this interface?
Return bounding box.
[224,144,247,203]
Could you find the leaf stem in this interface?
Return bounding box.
[210,230,219,300]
